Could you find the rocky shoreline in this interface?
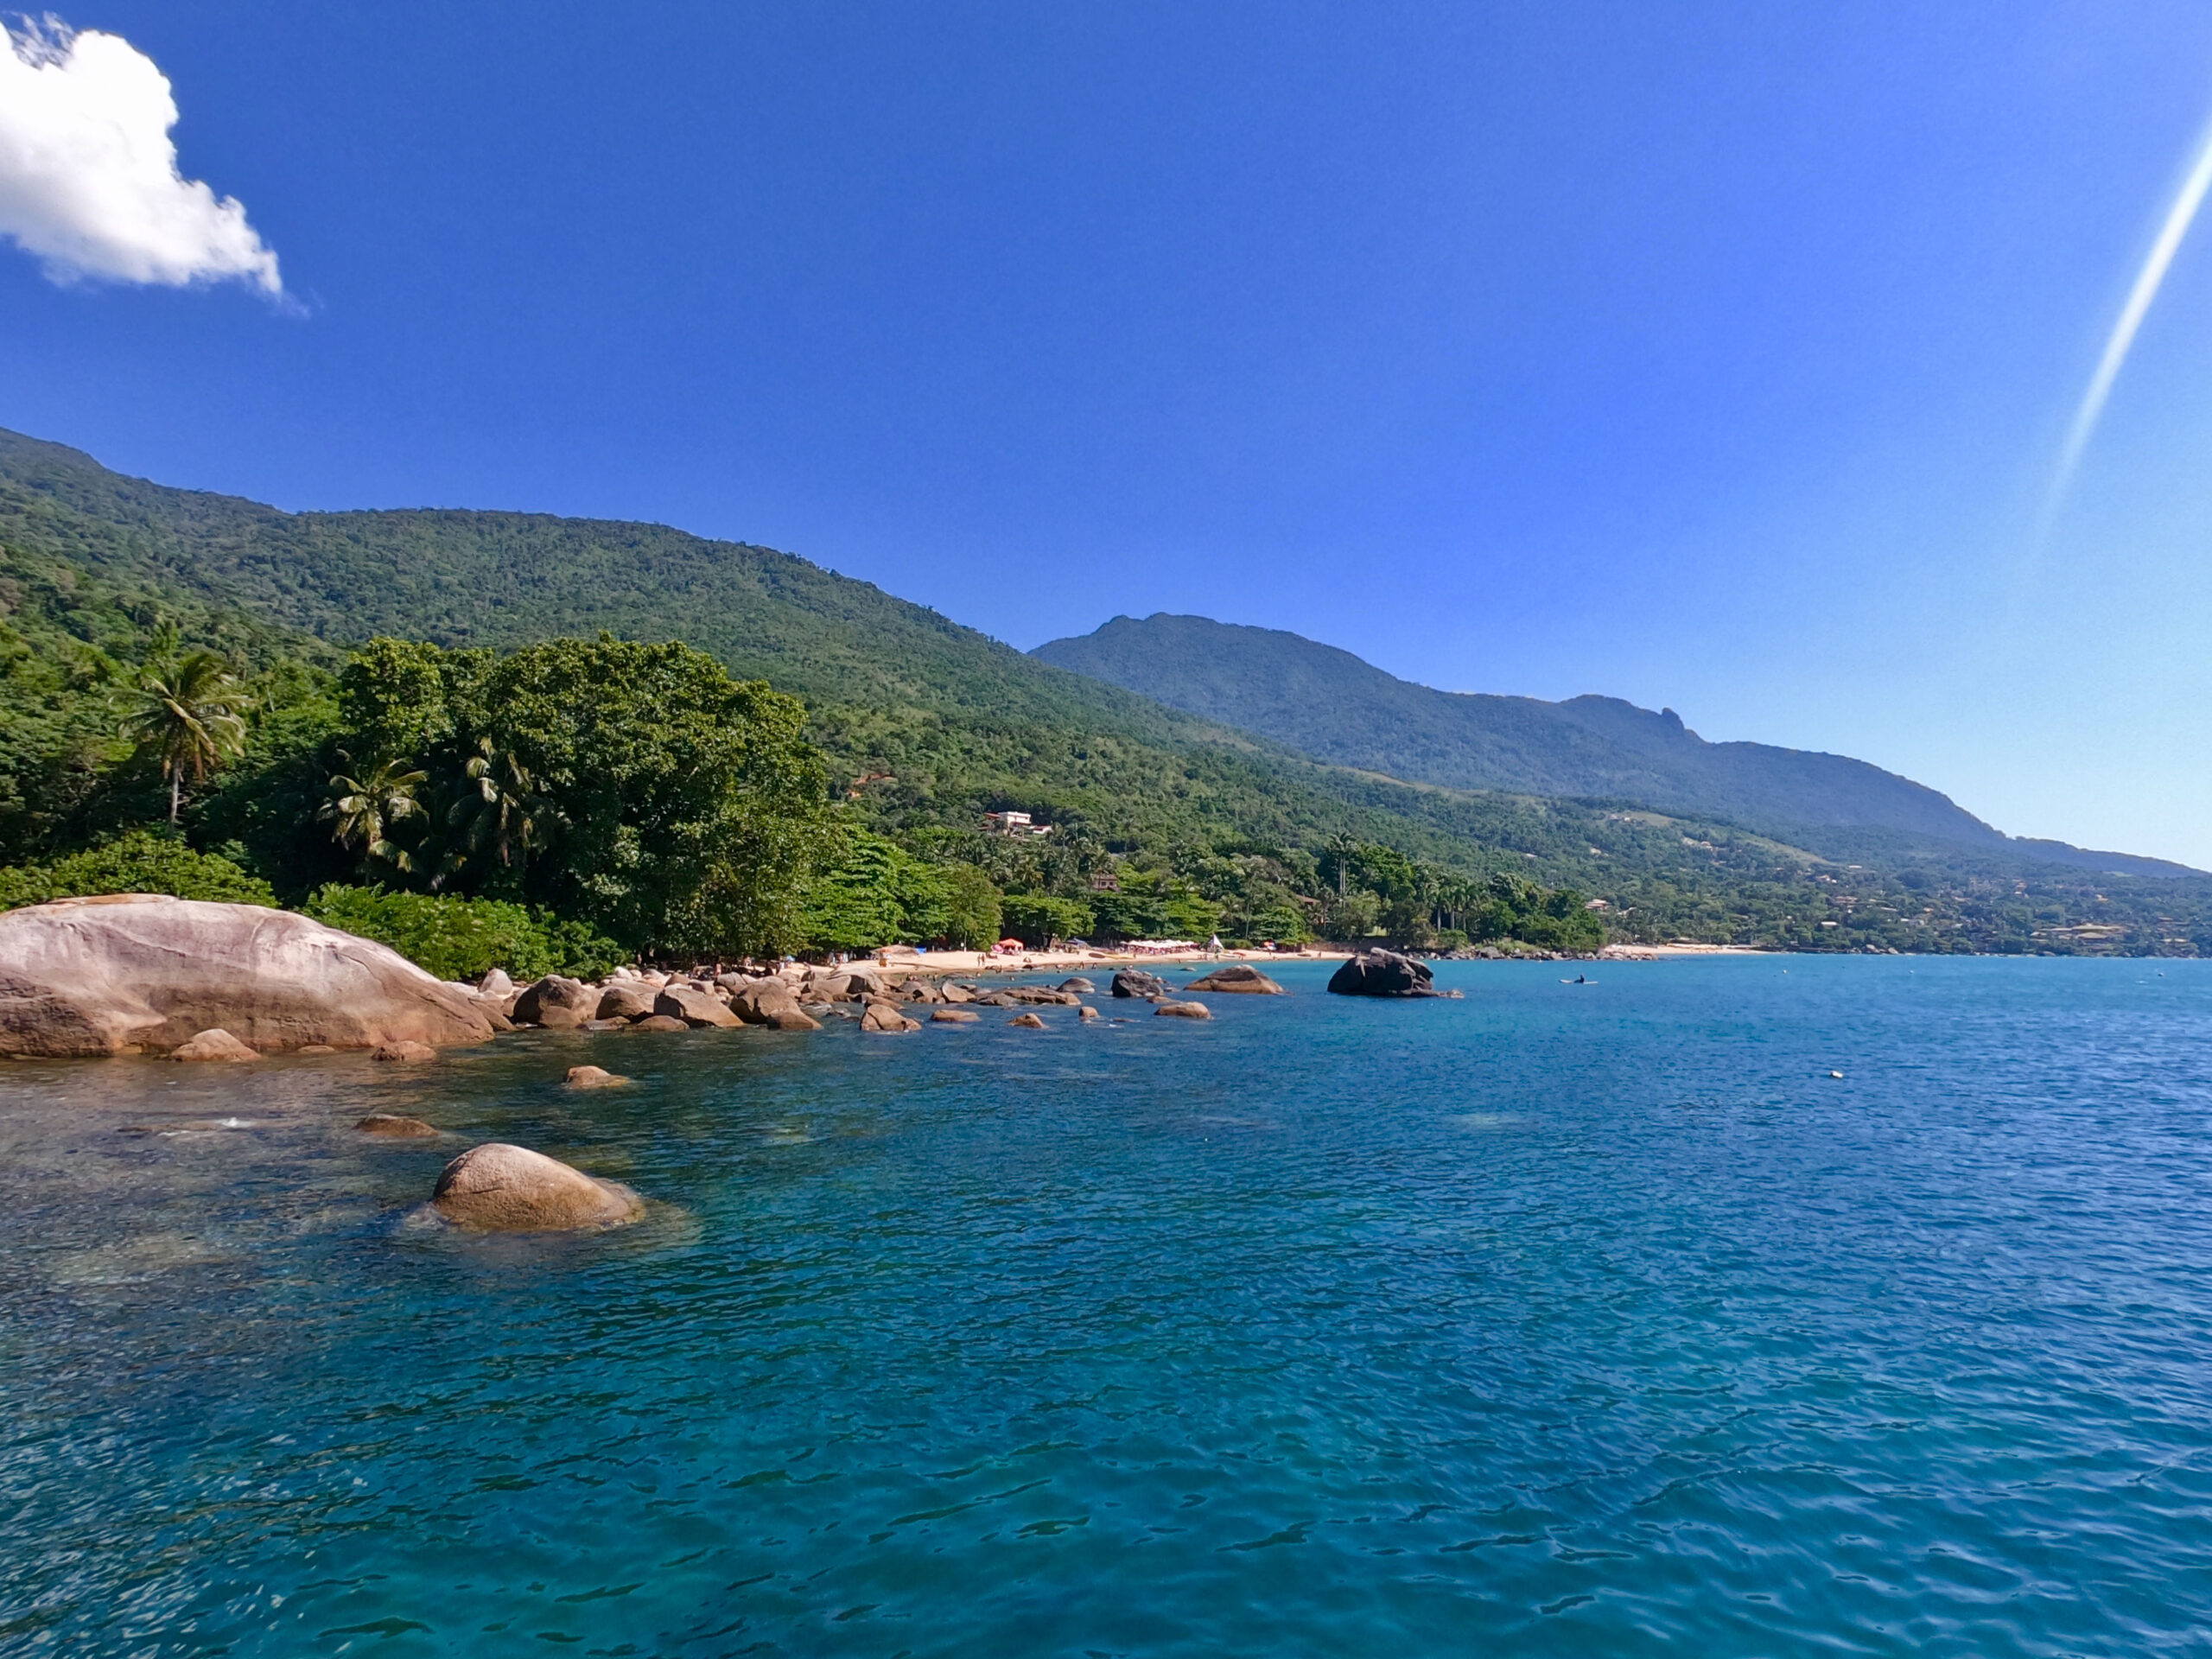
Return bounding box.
[0,899,1543,1233]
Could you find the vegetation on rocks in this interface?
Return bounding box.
[0,830,276,911]
[302,887,625,983]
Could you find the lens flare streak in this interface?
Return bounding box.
[2047,111,2212,518]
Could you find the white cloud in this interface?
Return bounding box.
[0,16,280,294]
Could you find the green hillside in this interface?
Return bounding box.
[3,428,2207,956]
[1034,612,2194,878]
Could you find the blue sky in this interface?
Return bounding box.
[6,2,2212,863]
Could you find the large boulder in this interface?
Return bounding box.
[594,983,657,1021]
[513,976,596,1030]
[730,982,799,1026]
[1185,964,1285,995]
[431,1142,644,1232]
[1326,950,1440,998]
[861,1001,920,1033]
[655,985,742,1028]
[1111,969,1168,999]
[1155,1001,1212,1020]
[0,895,497,1058]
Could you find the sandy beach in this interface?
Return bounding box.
[855,944,1354,976]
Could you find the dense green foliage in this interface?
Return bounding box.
[4,426,2208,958]
[0,830,278,911]
[302,886,624,982]
[321,636,831,958]
[802,828,1001,952]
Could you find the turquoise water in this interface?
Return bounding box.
[3,957,2210,1656]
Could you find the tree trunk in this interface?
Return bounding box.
[168,771,181,824]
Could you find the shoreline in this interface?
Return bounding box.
[843,940,1770,977]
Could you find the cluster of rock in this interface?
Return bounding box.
[0,893,1322,1063]
[488,962,1128,1035]
[1435,944,1599,962]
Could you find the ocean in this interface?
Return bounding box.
[3,956,2209,1656]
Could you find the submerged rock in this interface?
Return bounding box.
[1326,950,1440,998]
[357,1112,439,1137]
[1008,1011,1046,1028]
[565,1065,629,1089]
[371,1039,439,1063]
[931,1007,980,1023]
[170,1027,258,1062]
[631,1014,688,1033]
[0,894,495,1058]
[1185,964,1284,995]
[431,1142,643,1232]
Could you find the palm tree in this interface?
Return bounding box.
[321,754,429,874]
[441,736,550,884]
[118,651,251,823]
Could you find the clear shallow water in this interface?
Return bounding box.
[3,957,2210,1656]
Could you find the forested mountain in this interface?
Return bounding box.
[3,427,2205,955]
[1035,613,2192,878]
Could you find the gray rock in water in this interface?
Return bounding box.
[1111,969,1168,999]
[1058,976,1096,994]
[432,1142,643,1231]
[1325,950,1440,998]
[1185,964,1284,995]
[0,895,495,1057]
[656,985,741,1028]
[514,976,596,1030]
[169,1027,259,1061]
[595,983,657,1021]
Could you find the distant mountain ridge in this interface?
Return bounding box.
[1033,613,2194,878]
